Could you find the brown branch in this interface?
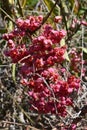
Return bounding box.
[30,0,59,34]
[17,0,24,17]
[66,10,87,42]
[1,121,39,130]
[0,0,12,18]
[80,105,87,116]
[42,0,59,25]
[0,0,59,36]
[66,24,81,42]
[0,79,34,124]
[59,0,68,31]
[0,7,16,24]
[72,105,87,124]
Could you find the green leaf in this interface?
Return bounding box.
[9,0,14,4]
[68,0,80,14]
[60,39,65,46]
[61,1,68,14]
[20,0,27,8]
[64,51,70,62]
[12,63,16,83]
[82,47,87,53]
[8,21,13,31]
[0,28,7,33]
[43,0,60,17]
[26,0,38,9]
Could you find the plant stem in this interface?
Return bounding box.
[0,7,15,24]
[30,0,59,34]
[17,0,24,17]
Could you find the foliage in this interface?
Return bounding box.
[26,0,38,9]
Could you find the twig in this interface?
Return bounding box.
[78,91,87,103]
[42,0,59,25]
[30,0,59,34]
[17,0,24,17]
[0,64,11,67]
[0,7,15,24]
[35,73,66,125]
[66,23,81,42]
[35,73,58,115]
[80,25,84,81]
[0,0,59,35]
[1,121,39,130]
[59,0,68,31]
[43,115,54,128]
[0,80,34,124]
[72,105,87,124]
[18,54,31,63]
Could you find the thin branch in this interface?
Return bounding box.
[80,25,84,81]
[0,0,59,35]
[59,0,68,31]
[1,121,39,130]
[66,23,81,42]
[35,73,66,125]
[0,0,58,36]
[17,0,24,17]
[0,7,16,24]
[30,0,59,34]
[72,105,87,124]
[42,0,59,25]
[35,73,58,115]
[0,80,34,124]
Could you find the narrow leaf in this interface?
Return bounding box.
[60,39,65,46]
[9,0,14,4]
[64,51,70,62]
[69,0,80,14]
[26,0,38,9]
[20,0,27,8]
[12,63,16,82]
[82,47,87,53]
[0,28,7,33]
[43,0,60,17]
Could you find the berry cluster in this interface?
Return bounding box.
[25,74,80,116]
[3,15,80,116]
[71,18,87,29]
[69,48,86,76]
[16,15,43,32]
